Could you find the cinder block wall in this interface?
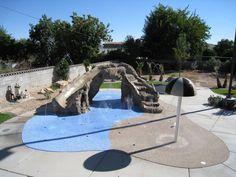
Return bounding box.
[0,61,112,99]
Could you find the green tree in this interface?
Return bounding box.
[0,26,15,60]
[54,55,70,80]
[214,39,233,57]
[123,35,143,67]
[124,36,143,57]
[29,13,111,66]
[0,26,35,63]
[29,15,56,66]
[213,39,233,89]
[54,20,72,60]
[69,13,112,63]
[136,61,144,76]
[13,39,34,61]
[173,33,190,74]
[83,58,91,72]
[143,4,210,61]
[202,47,216,60]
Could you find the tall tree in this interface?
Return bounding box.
[69,13,111,63]
[124,36,142,57]
[29,13,111,66]
[13,39,29,61]
[0,26,15,60]
[143,4,210,61]
[123,35,143,66]
[173,33,190,74]
[214,39,233,57]
[29,15,56,66]
[54,20,72,60]
[203,48,216,56]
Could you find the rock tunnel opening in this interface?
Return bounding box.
[53,63,162,115]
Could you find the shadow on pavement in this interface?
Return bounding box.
[213,109,236,116]
[35,102,55,115]
[0,149,13,161]
[84,149,131,172]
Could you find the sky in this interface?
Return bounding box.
[0,0,235,44]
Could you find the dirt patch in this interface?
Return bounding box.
[146,70,236,88]
[0,90,60,116]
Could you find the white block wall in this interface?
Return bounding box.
[0,61,112,99]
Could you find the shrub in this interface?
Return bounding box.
[208,95,236,110]
[149,75,153,81]
[226,99,236,110]
[198,57,221,72]
[54,56,69,80]
[83,59,90,72]
[91,65,96,69]
[43,90,52,100]
[219,59,231,74]
[208,95,223,107]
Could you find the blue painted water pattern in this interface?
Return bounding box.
[22,90,143,152]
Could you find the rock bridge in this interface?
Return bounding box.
[53,63,162,115]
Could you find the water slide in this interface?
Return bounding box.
[53,63,162,115]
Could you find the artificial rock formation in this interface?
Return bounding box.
[53,63,162,115]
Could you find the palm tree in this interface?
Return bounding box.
[136,61,144,76]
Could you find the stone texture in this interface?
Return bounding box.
[53,63,162,115]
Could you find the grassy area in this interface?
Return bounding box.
[211,88,236,98]
[166,73,178,78]
[0,113,14,124]
[100,82,121,89]
[100,80,167,89]
[147,80,167,85]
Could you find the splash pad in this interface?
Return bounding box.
[22,90,143,152]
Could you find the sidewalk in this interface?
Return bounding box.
[0,87,236,177]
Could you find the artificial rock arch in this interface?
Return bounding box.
[53,63,162,115]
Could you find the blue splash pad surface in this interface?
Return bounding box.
[22,90,143,152]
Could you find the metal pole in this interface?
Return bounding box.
[174,96,182,142]
[227,29,236,98]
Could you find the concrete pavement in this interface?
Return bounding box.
[0,87,236,177]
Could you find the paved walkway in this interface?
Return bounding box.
[0,87,236,177]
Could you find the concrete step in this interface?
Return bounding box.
[142,105,162,113]
[125,74,137,82]
[139,91,156,101]
[136,86,147,91]
[142,101,159,107]
[133,82,146,86]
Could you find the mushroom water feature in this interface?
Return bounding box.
[165,77,196,142]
